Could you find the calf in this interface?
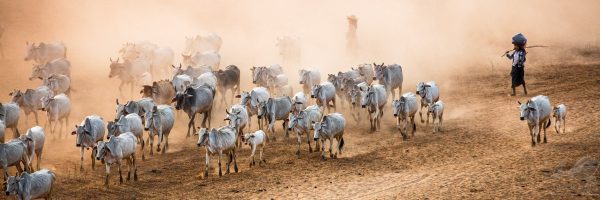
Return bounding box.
[96,132,138,186]
[519,95,552,146]
[553,104,567,134]
[196,127,238,178]
[243,130,266,167]
[313,113,346,160]
[428,101,444,133]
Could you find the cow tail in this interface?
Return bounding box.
[545,118,552,129]
[338,137,345,153]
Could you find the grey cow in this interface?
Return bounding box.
[9,87,53,126]
[29,58,71,80]
[144,105,175,155]
[0,102,21,142]
[313,113,346,160]
[257,96,293,141]
[214,65,241,107]
[24,42,66,64]
[373,63,403,100]
[72,115,105,171]
[174,85,215,137]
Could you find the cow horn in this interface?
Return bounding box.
[225,109,231,115]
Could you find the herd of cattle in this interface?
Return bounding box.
[0,33,569,199]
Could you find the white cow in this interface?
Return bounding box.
[518,95,552,146]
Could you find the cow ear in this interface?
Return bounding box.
[84,118,92,132]
[235,94,241,98]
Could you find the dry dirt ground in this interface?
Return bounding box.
[0,51,599,200]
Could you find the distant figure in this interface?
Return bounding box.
[276,36,301,66]
[346,15,358,57]
[505,33,528,96]
[0,25,4,58]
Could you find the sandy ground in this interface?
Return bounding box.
[0,49,598,200]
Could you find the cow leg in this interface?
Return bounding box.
[36,149,43,171]
[164,135,169,153]
[201,111,209,129]
[543,122,548,143]
[118,81,125,99]
[218,151,223,177]
[284,121,289,138]
[296,133,302,156]
[126,158,132,181]
[80,147,85,172]
[118,163,123,184]
[203,151,210,179]
[536,124,542,143]
[529,125,535,146]
[554,118,560,133]
[149,132,154,156]
[258,144,265,166]
[233,149,239,172]
[187,113,197,137]
[92,147,97,170]
[419,105,425,123]
[440,114,443,132]
[320,139,326,160]
[140,136,146,161]
[104,164,110,186]
[563,118,566,133]
[306,131,313,153]
[329,139,335,158]
[133,154,138,181]
[250,145,256,167]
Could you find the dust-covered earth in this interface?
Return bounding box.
[0,1,599,199]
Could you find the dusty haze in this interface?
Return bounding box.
[1,0,599,76]
[0,1,599,199]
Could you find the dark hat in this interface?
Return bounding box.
[512,33,527,46]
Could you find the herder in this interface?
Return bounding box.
[505,33,528,96]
